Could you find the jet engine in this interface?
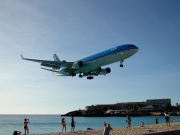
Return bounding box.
[100,67,111,75]
[72,61,83,69]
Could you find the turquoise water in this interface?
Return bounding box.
[0,115,180,135]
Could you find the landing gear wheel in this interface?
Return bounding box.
[87,76,94,80]
[71,73,76,77]
[120,60,124,67]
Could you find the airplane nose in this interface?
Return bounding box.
[136,46,139,51]
[133,47,139,54]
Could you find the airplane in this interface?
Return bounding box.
[21,44,139,80]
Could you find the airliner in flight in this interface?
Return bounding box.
[21,44,139,80]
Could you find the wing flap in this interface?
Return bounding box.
[41,62,60,69]
[41,67,57,72]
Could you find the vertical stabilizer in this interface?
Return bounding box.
[53,54,60,61]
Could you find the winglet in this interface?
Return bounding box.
[21,55,24,60]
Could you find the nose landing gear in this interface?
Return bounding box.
[120,60,124,67]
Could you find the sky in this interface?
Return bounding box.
[0,0,180,114]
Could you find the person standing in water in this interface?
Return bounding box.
[156,118,159,124]
[126,115,131,128]
[71,116,76,131]
[61,118,66,132]
[24,118,29,135]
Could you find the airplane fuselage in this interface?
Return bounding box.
[75,44,138,73]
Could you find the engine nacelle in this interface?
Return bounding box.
[72,61,83,69]
[100,67,111,75]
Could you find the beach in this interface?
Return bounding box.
[35,122,180,135]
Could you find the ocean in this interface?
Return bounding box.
[0,115,180,135]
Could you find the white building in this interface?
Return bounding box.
[139,105,154,111]
[146,98,171,108]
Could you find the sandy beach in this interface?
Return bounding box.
[35,122,180,135]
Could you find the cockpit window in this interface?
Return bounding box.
[128,45,134,47]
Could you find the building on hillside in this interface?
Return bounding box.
[146,98,171,108]
[106,109,128,114]
[85,104,114,111]
[139,105,155,111]
[85,98,171,111]
[114,102,146,110]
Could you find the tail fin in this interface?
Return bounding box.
[53,54,60,61]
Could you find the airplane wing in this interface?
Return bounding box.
[21,55,73,69]
[41,67,71,76]
[41,67,57,72]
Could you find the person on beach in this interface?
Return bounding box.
[141,122,144,127]
[24,118,29,135]
[61,118,66,132]
[71,116,76,131]
[126,115,131,128]
[13,131,21,135]
[104,122,107,128]
[103,122,107,135]
[103,123,112,135]
[164,111,170,126]
[156,118,159,124]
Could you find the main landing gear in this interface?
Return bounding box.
[78,72,94,80]
[87,72,94,80]
[79,72,83,78]
[71,73,76,77]
[87,76,94,80]
[120,60,124,67]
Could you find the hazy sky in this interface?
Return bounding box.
[0,0,180,114]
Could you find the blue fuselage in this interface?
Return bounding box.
[75,44,139,73]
